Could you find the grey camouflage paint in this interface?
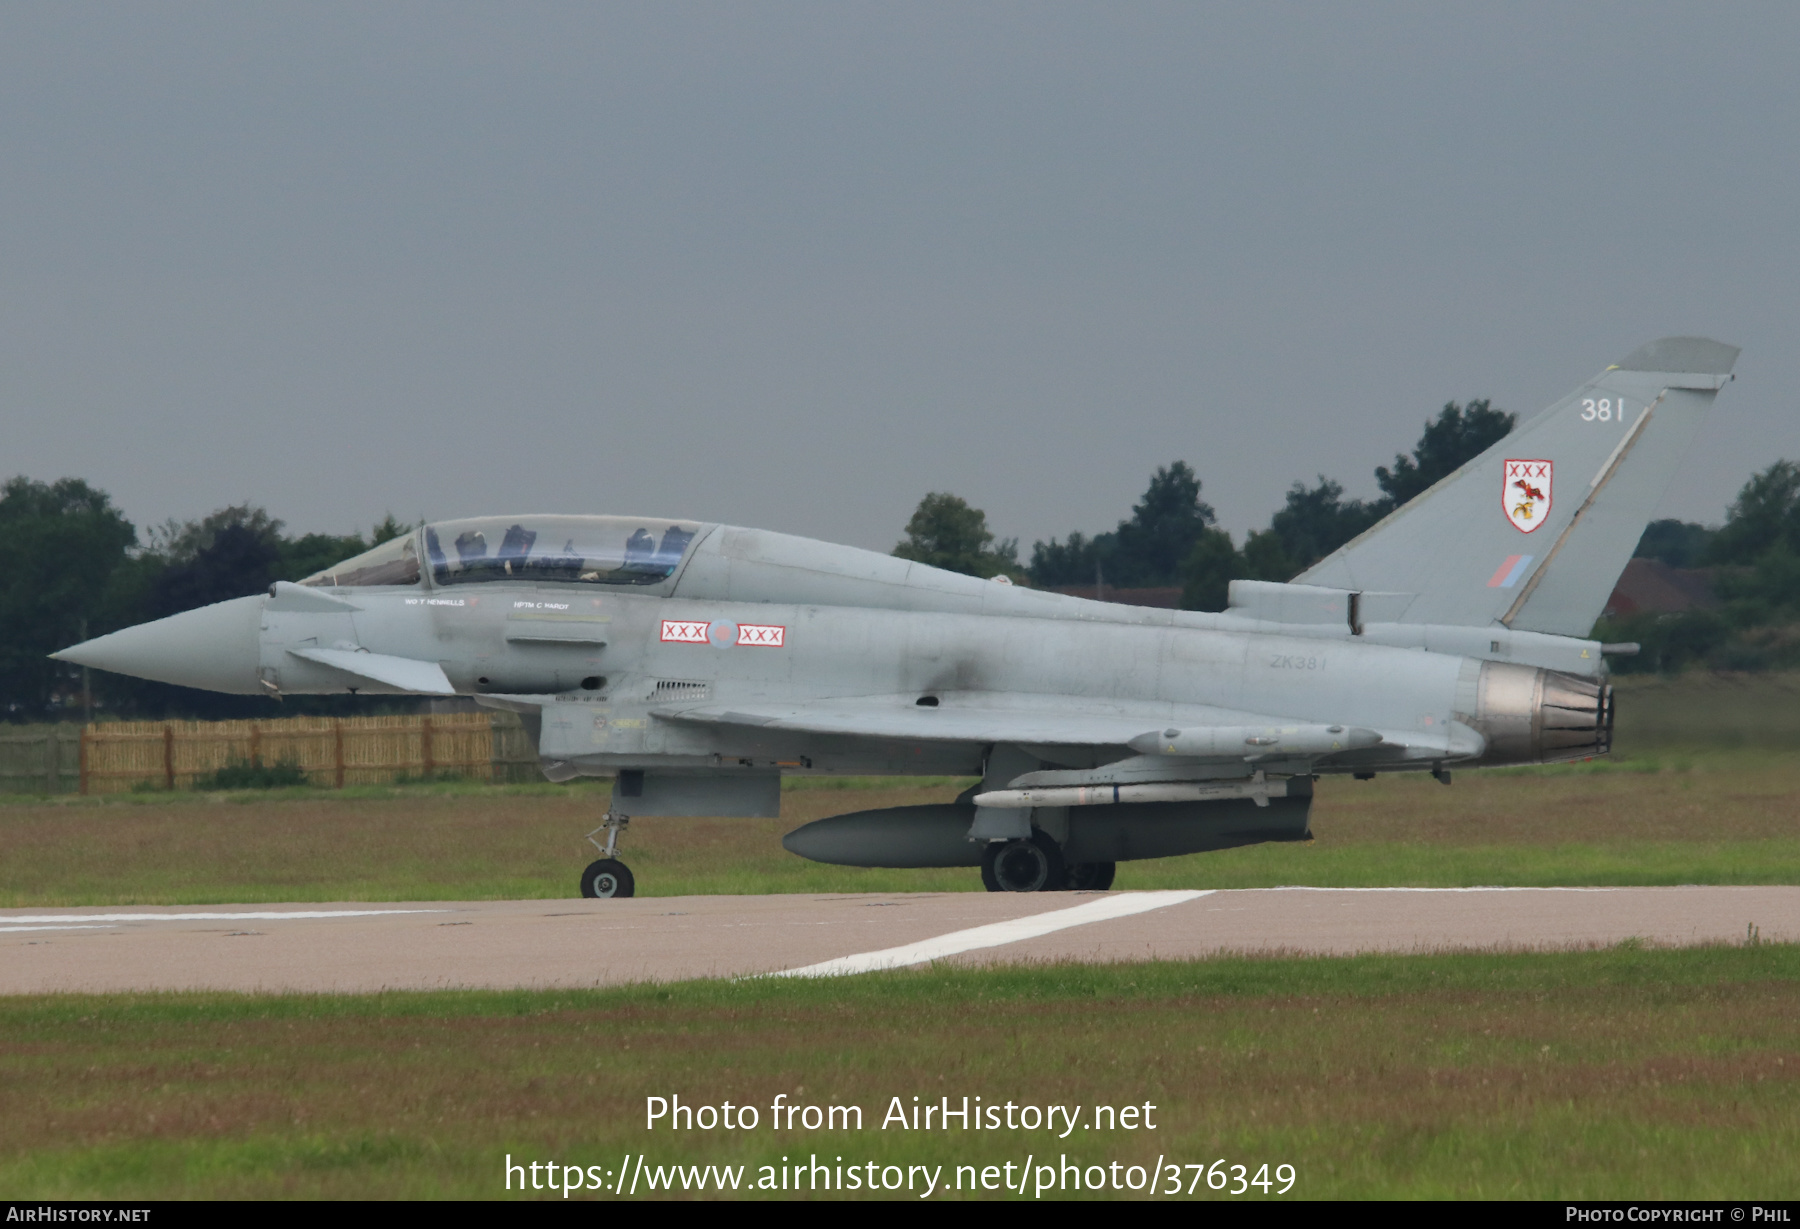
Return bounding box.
[52,338,1738,878]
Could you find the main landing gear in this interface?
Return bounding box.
[1064,861,1118,891]
[580,811,636,899]
[979,831,1116,893]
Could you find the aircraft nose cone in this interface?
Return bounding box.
[51,595,266,695]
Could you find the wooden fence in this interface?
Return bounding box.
[0,723,83,794]
[0,713,540,795]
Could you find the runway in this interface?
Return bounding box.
[3,885,1795,995]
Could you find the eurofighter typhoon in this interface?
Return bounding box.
[55,338,1739,897]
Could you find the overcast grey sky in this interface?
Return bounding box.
[3,3,1796,553]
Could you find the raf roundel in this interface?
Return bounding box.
[1503,459,1552,533]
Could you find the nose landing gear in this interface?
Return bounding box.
[580,811,636,899]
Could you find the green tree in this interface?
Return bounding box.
[369,513,411,546]
[281,532,369,583]
[1706,460,1800,566]
[1029,461,1216,588]
[1374,399,1516,508]
[1634,518,1718,569]
[1028,530,1104,588]
[1595,608,1731,675]
[146,505,288,619]
[144,503,285,566]
[279,515,411,584]
[0,477,137,719]
[1261,477,1383,575]
[1240,527,1298,582]
[1601,461,1800,674]
[893,493,1020,579]
[1703,462,1800,621]
[1178,527,1244,612]
[1236,400,1511,583]
[1716,542,1800,621]
[1108,462,1217,587]
[1032,400,1509,598]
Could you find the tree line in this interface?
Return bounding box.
[1599,460,1800,672]
[0,477,409,721]
[8,397,1800,722]
[893,407,1800,674]
[895,400,1517,606]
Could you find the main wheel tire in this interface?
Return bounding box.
[980,831,1066,893]
[1064,861,1117,891]
[579,858,635,899]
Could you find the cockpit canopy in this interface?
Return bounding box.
[299,534,421,588]
[427,515,705,586]
[300,515,709,589]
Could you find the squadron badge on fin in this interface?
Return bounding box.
[1504,459,1552,533]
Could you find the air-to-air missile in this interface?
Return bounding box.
[55,338,1738,898]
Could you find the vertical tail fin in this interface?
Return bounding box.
[1296,337,1739,635]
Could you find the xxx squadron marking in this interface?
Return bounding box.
[1504,459,1552,533]
[661,619,787,647]
[737,624,787,647]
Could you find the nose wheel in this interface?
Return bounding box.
[580,858,634,899]
[580,812,636,898]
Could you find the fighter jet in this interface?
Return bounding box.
[55,337,1738,898]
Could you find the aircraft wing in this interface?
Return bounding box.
[652,692,1297,747]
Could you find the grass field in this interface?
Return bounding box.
[2,671,1793,906]
[1608,671,1800,748]
[3,946,1796,1200]
[3,675,1795,1200]
[1,746,1795,904]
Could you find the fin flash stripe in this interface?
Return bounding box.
[1486,554,1534,589]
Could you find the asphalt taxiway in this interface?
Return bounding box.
[3,885,1794,995]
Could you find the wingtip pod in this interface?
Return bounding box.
[1126,724,1382,758]
[1614,336,1740,376]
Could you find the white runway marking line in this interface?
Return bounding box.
[0,908,452,928]
[773,890,1211,978]
[1262,886,1620,893]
